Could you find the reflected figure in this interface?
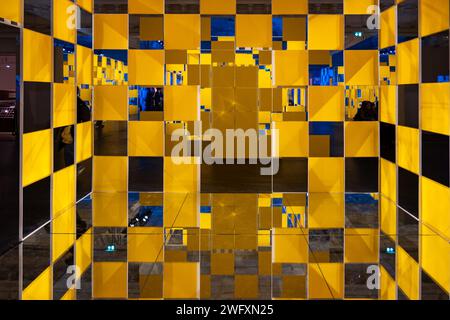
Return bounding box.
[354,101,378,121]
[141,87,163,112]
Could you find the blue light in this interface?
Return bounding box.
[105,245,116,252]
[386,247,395,254]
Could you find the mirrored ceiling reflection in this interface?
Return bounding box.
[2,192,447,300]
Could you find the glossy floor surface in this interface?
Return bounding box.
[1,192,449,300]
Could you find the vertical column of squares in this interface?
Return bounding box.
[74,0,94,301]
[418,0,450,300]
[395,0,420,300]
[127,0,165,300]
[306,0,346,300]
[199,1,236,299]
[163,0,201,300]
[271,0,309,300]
[92,0,129,300]
[52,0,80,300]
[378,0,397,301]
[21,0,53,300]
[342,0,379,300]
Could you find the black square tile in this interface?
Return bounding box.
[23,176,50,238]
[398,84,418,129]
[345,158,378,193]
[380,122,396,163]
[398,0,418,43]
[398,167,418,217]
[129,157,163,192]
[24,82,51,133]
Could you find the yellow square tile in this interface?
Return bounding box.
[345,50,378,85]
[309,158,344,193]
[163,262,199,299]
[309,86,344,121]
[165,14,200,50]
[93,262,127,299]
[128,121,164,156]
[345,122,378,157]
[129,50,164,85]
[94,14,128,49]
[274,50,308,86]
[236,15,272,48]
[308,15,343,50]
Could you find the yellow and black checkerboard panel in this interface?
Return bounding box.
[1,0,449,300]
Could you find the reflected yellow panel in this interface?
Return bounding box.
[345,122,378,157]
[236,15,272,48]
[54,0,76,43]
[380,85,396,124]
[163,262,199,299]
[309,86,344,121]
[129,121,163,156]
[381,158,396,202]
[24,29,52,82]
[94,14,128,49]
[93,85,128,120]
[54,84,76,128]
[344,0,377,14]
[93,192,128,227]
[52,207,76,262]
[421,177,450,239]
[77,0,92,13]
[23,129,52,187]
[76,122,92,163]
[344,228,378,263]
[272,0,308,14]
[275,121,309,157]
[397,126,419,174]
[165,14,200,50]
[345,50,378,85]
[308,15,343,50]
[77,45,93,85]
[164,158,199,193]
[128,227,163,262]
[309,263,344,299]
[211,252,234,275]
[421,83,450,136]
[129,0,164,14]
[274,50,308,86]
[164,193,199,228]
[420,0,449,37]
[380,195,396,239]
[200,0,236,14]
[93,156,127,192]
[129,50,164,85]
[397,246,419,300]
[273,228,308,263]
[93,262,127,299]
[22,267,52,300]
[61,289,76,300]
[421,225,450,293]
[235,275,258,299]
[380,6,396,49]
[380,266,396,300]
[397,39,419,85]
[309,158,344,193]
[309,193,344,229]
[165,86,199,121]
[0,0,21,23]
[53,165,76,216]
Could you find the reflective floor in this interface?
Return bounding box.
[1,192,449,300]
